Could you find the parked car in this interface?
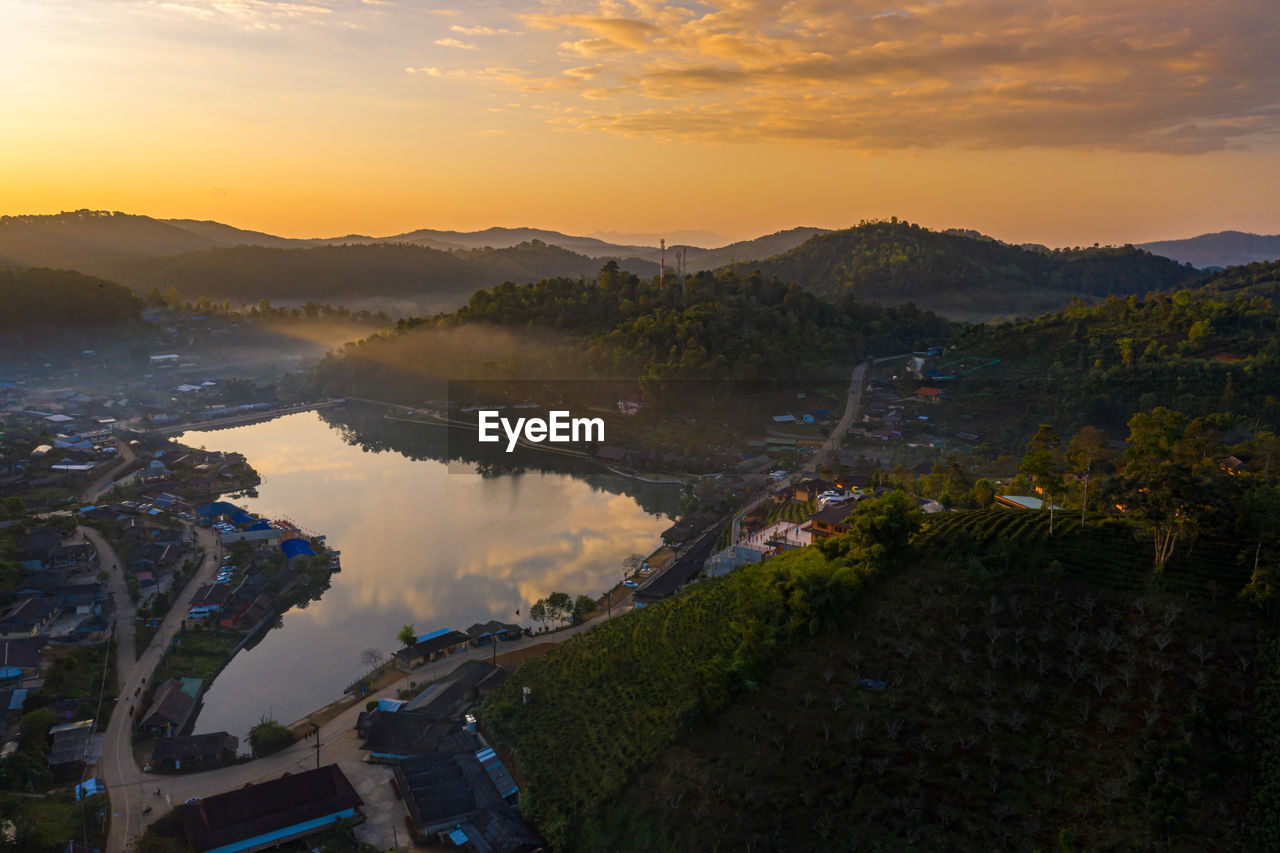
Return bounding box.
[622,579,639,589]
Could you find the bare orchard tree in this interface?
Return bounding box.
[361,647,385,674]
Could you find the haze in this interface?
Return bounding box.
[4,0,1279,245]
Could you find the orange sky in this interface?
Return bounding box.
[3,0,1278,246]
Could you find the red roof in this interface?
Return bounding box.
[914,386,944,398]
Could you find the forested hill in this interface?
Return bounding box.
[313,265,953,402]
[1189,259,1280,302]
[90,240,657,311]
[0,267,141,333]
[918,266,1280,448]
[724,220,1199,319]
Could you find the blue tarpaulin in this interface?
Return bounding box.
[248,519,272,531]
[280,539,315,558]
[232,512,256,526]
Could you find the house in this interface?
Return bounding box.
[392,629,471,672]
[395,753,542,852]
[0,639,44,680]
[914,387,945,403]
[178,764,363,853]
[464,621,523,646]
[49,720,94,779]
[357,709,475,761]
[806,501,858,541]
[594,446,630,464]
[139,678,198,737]
[0,598,61,638]
[149,732,238,770]
[994,495,1063,511]
[792,478,835,502]
[190,583,233,611]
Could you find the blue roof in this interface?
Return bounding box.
[232,512,257,526]
[415,627,450,643]
[247,519,272,531]
[280,539,315,558]
[0,666,21,681]
[377,698,406,712]
[7,688,27,711]
[195,501,242,518]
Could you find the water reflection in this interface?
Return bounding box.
[180,407,678,744]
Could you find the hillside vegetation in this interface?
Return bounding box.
[725,220,1198,319]
[920,275,1280,448]
[313,265,952,404]
[484,502,1271,851]
[0,267,141,333]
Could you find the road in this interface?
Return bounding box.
[91,519,631,851]
[92,525,224,853]
[84,439,138,503]
[729,360,870,547]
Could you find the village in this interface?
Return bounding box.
[0,336,1071,853]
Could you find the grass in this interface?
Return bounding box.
[149,627,245,690]
[41,643,116,718]
[0,790,108,852]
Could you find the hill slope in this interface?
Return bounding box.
[0,266,141,333]
[483,507,1267,851]
[1139,231,1280,269]
[91,241,656,312]
[725,220,1199,319]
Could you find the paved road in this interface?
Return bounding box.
[84,439,138,503]
[95,526,223,853]
[93,532,629,851]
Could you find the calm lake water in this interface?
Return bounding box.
[179,405,679,746]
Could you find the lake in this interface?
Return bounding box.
[179,404,679,745]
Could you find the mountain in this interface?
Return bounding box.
[387,226,655,258]
[160,219,326,249]
[724,220,1199,319]
[685,226,830,271]
[1138,231,1280,269]
[91,240,656,314]
[0,210,219,267]
[587,228,729,247]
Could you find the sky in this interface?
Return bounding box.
[3,0,1279,246]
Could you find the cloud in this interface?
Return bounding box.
[451,24,517,36]
[486,0,1280,153]
[434,37,477,49]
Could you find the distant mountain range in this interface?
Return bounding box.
[1,210,1274,319]
[1136,231,1280,269]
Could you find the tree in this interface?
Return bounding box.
[819,490,922,567]
[1114,408,1219,573]
[1020,424,1063,534]
[546,591,572,625]
[530,600,548,631]
[1067,425,1110,522]
[249,718,294,757]
[397,624,416,648]
[361,648,384,674]
[571,594,596,625]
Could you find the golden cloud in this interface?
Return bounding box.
[490,0,1280,153]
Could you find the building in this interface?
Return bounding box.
[994,495,1063,511]
[149,732,238,770]
[633,524,724,608]
[805,501,858,541]
[396,753,543,852]
[464,621,523,646]
[139,678,199,737]
[392,629,472,672]
[914,387,945,403]
[179,764,363,853]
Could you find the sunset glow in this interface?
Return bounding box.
[4,0,1278,244]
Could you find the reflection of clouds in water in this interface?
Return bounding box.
[184,410,670,634]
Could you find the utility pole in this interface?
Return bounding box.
[311,722,320,769]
